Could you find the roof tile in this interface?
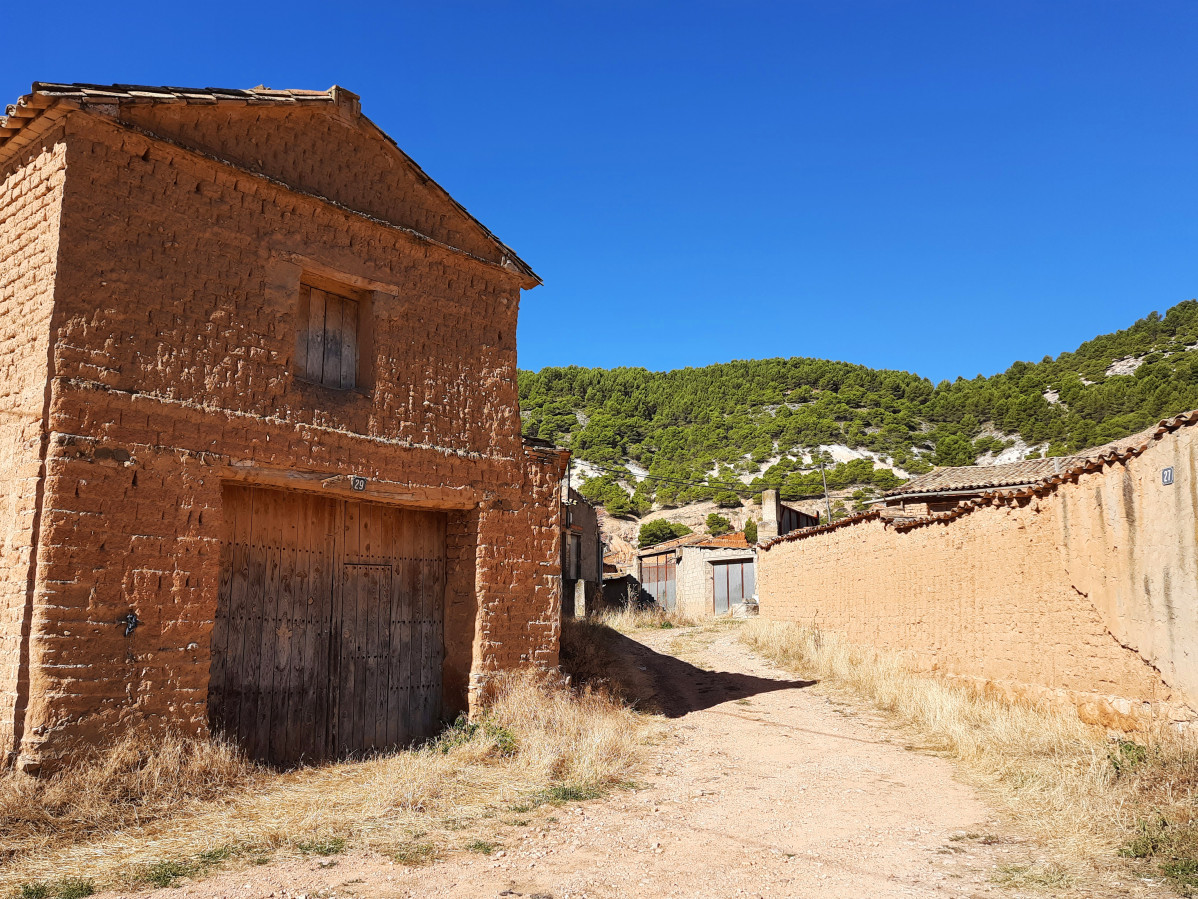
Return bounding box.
[0,81,540,287]
[885,420,1173,498]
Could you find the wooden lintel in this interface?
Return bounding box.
[222,464,479,510]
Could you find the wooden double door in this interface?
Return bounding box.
[209,485,447,766]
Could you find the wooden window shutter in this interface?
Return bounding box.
[296,284,359,389]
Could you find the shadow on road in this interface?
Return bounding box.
[602,629,816,718]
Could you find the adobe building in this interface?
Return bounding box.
[559,487,602,619]
[638,532,757,617]
[872,430,1152,519]
[758,488,820,540]
[758,413,1198,730]
[0,82,567,770]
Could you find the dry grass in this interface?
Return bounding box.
[597,605,699,633]
[740,619,1198,894]
[0,670,651,895]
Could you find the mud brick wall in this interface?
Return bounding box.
[758,421,1198,730]
[6,105,562,768]
[0,129,65,758]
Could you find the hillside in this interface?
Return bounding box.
[518,301,1198,516]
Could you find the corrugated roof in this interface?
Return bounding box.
[0,82,539,286]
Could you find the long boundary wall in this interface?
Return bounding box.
[758,413,1198,730]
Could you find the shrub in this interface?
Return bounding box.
[743,518,758,543]
[638,519,692,548]
[705,513,732,536]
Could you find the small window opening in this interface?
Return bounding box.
[295,282,360,390]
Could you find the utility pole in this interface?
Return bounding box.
[818,456,833,524]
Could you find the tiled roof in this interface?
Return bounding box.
[637,533,710,555]
[701,532,751,548]
[884,457,1074,497]
[0,83,340,145]
[759,511,881,550]
[884,421,1171,499]
[762,409,1198,549]
[0,82,538,286]
[637,531,751,556]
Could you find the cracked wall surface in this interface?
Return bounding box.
[758,420,1198,730]
[1,105,563,770]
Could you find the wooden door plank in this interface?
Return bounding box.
[209,485,244,735]
[417,513,436,736]
[323,295,343,388]
[399,532,418,747]
[372,507,395,750]
[340,299,358,390]
[339,501,359,755]
[254,490,282,761]
[353,565,370,753]
[270,496,299,765]
[329,498,345,756]
[235,489,264,760]
[280,494,304,766]
[429,512,446,729]
[383,508,404,749]
[306,288,327,383]
[359,564,380,753]
[290,493,311,764]
[411,516,428,737]
[226,486,256,747]
[308,494,335,761]
[376,566,392,751]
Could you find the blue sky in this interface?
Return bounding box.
[4,2,1195,383]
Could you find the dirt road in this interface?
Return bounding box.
[139,624,1159,899]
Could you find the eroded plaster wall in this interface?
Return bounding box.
[11,109,560,768]
[0,128,65,760]
[758,419,1198,729]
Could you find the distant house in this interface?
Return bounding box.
[561,488,603,618]
[758,489,820,540]
[876,433,1151,520]
[876,458,1078,518]
[638,532,757,617]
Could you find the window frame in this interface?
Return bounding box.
[294,278,369,392]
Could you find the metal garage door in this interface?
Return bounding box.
[712,559,755,615]
[640,553,676,611]
[209,485,446,765]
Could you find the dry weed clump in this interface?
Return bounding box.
[0,727,258,865]
[598,605,698,633]
[0,670,650,895]
[740,618,1198,892]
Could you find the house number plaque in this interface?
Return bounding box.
[351,476,368,491]
[1163,467,1175,486]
